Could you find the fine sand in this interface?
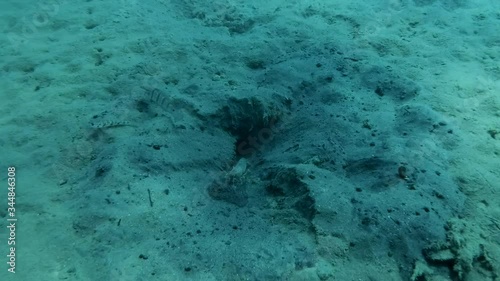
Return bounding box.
[0,0,499,280]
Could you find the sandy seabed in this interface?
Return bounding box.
[0,0,499,280]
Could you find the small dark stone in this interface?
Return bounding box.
[398,166,408,180]
[184,267,191,272]
[95,166,109,178]
[487,129,498,139]
[139,254,148,260]
[246,59,266,70]
[433,191,445,199]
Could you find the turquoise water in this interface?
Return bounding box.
[1,0,499,280]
